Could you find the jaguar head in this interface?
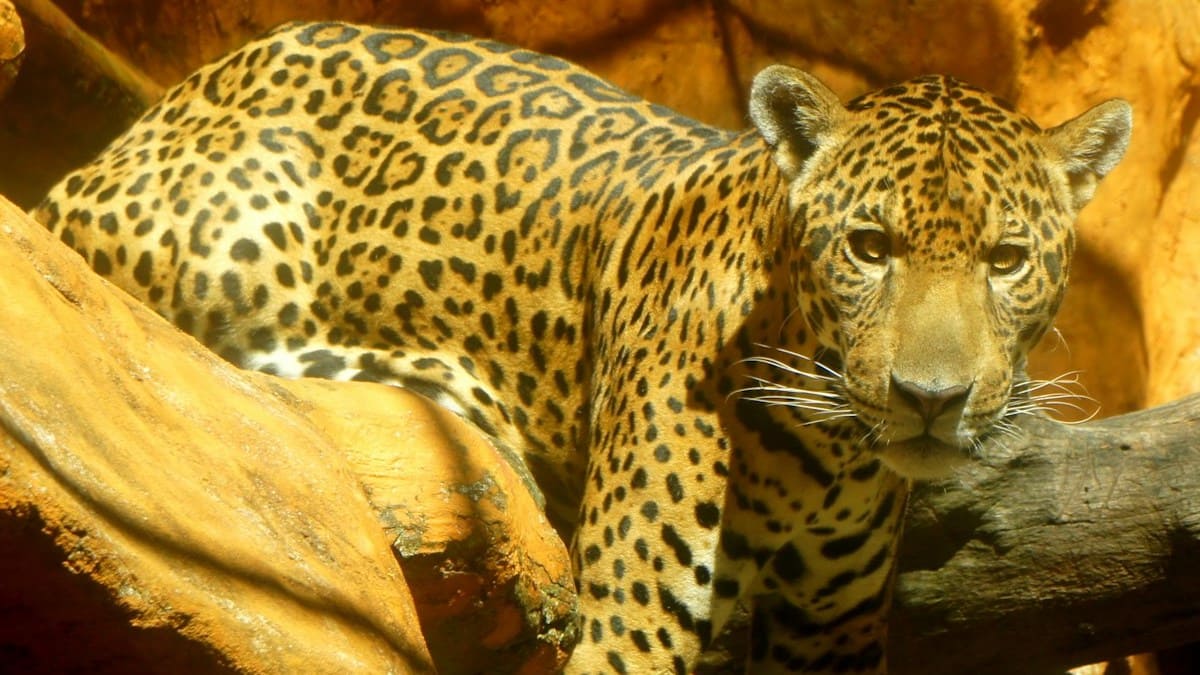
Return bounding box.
[749,66,1131,477]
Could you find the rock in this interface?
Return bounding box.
[0,191,573,673]
[1010,0,1200,412]
[0,0,23,100]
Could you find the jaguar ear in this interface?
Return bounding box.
[749,65,847,182]
[1044,99,1132,211]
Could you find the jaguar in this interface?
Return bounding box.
[33,20,1131,674]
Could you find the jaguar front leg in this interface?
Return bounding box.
[565,445,731,675]
[740,471,907,674]
[747,593,888,674]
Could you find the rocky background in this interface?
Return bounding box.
[0,0,1197,673]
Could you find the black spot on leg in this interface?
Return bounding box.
[263,222,287,250]
[608,613,624,635]
[870,491,896,529]
[714,578,739,598]
[630,629,651,652]
[516,372,537,406]
[721,529,752,560]
[660,524,693,566]
[694,501,720,529]
[640,501,658,521]
[275,263,295,287]
[631,581,650,605]
[665,473,684,502]
[771,542,807,582]
[821,531,870,560]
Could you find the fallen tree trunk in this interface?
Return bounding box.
[0,192,574,674]
[890,398,1200,674]
[698,397,1200,674]
[0,194,437,672]
[696,400,1200,675]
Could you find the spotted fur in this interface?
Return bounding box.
[33,21,1131,674]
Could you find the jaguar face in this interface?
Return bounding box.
[750,66,1132,477]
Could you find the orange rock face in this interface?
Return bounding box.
[0,0,22,99]
[1012,1,1200,412]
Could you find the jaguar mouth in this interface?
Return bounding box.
[873,432,975,480]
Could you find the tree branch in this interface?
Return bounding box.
[12,0,162,106]
[891,398,1200,674]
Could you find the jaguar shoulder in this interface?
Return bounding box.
[33,20,1131,674]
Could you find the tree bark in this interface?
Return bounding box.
[891,397,1200,674]
[0,193,572,674]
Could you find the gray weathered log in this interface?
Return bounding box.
[890,393,1200,674]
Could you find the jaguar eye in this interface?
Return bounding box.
[988,243,1027,274]
[847,229,891,265]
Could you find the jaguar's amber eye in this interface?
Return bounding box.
[988,243,1027,274]
[847,229,891,265]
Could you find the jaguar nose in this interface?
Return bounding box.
[890,375,972,424]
